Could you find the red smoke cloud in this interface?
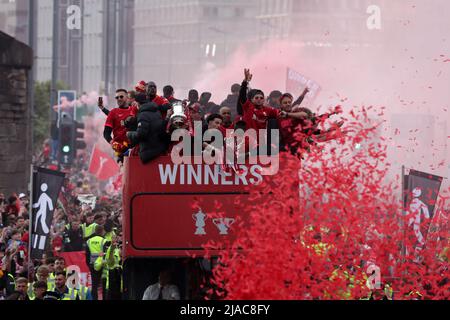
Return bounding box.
[192,0,450,190]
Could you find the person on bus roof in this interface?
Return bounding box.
[126,100,169,164]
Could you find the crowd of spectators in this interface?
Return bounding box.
[2,68,343,300]
[1,150,123,300]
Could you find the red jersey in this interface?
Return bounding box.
[278,118,303,147]
[105,105,138,144]
[242,100,280,131]
[152,95,169,106]
[152,95,170,119]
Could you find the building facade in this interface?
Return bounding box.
[0,0,29,44]
[2,0,393,95]
[133,0,259,91]
[257,0,389,47]
[33,0,134,95]
[0,31,33,195]
[132,0,396,92]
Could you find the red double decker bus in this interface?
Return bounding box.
[122,155,266,299]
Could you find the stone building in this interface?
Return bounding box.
[0,0,29,44]
[0,31,33,195]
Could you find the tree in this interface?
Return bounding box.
[33,81,69,153]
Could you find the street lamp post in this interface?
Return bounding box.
[28,0,36,159]
[51,0,60,118]
[111,0,118,91]
[50,0,62,168]
[80,0,84,94]
[104,0,110,96]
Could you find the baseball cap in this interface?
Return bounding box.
[19,193,26,199]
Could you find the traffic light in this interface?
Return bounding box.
[58,113,86,166]
[74,121,87,151]
[59,113,75,165]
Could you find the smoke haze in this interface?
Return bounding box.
[192,0,450,191]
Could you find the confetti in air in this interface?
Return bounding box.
[202,106,450,300]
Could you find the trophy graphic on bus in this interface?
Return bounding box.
[193,208,208,235]
[213,217,235,235]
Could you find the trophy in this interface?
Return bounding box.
[193,209,207,235]
[213,217,235,235]
[170,102,188,129]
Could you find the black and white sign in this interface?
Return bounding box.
[404,169,443,249]
[30,167,65,259]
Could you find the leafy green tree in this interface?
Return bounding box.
[33,81,69,153]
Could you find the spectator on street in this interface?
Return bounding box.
[55,256,66,273]
[54,271,80,300]
[32,281,48,300]
[13,277,30,300]
[62,217,84,252]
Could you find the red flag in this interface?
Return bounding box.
[88,146,120,181]
[58,251,91,288]
[112,173,123,192]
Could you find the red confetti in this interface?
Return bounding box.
[201,106,450,300]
